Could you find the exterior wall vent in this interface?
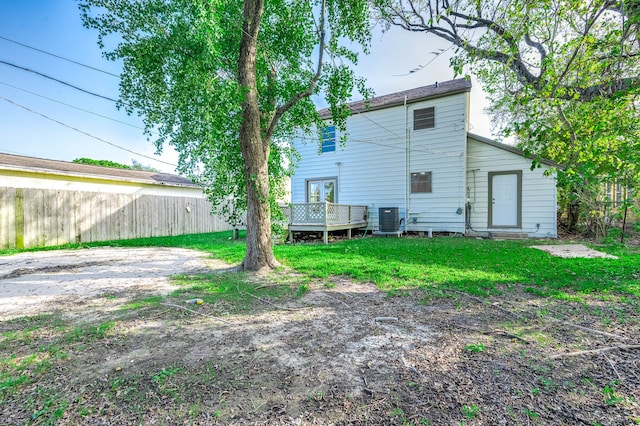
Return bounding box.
[379,207,399,232]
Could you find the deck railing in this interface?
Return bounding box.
[285,202,368,226]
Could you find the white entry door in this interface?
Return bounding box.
[489,172,521,227]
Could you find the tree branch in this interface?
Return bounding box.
[550,344,640,360]
[264,0,327,141]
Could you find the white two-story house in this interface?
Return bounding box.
[291,78,558,238]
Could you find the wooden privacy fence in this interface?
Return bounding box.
[0,187,232,249]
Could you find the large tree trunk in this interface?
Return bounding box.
[237,0,280,271]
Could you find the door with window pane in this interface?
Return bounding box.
[307,179,336,203]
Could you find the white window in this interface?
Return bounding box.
[307,178,336,203]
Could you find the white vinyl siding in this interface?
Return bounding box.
[292,92,468,232]
[406,95,467,233]
[466,136,557,238]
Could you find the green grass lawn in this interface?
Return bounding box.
[3,231,638,298]
[1,232,639,425]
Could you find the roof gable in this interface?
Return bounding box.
[467,133,562,169]
[0,153,196,187]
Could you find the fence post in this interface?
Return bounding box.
[15,188,24,249]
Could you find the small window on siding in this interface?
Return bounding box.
[413,107,435,130]
[321,125,336,153]
[411,172,432,193]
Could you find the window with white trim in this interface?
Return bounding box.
[307,178,336,203]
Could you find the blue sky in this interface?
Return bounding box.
[0,1,492,174]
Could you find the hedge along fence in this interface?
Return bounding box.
[0,187,232,249]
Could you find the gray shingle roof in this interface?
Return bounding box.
[319,78,472,117]
[0,153,197,187]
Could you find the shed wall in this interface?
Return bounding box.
[466,137,557,238]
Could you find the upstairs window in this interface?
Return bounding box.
[411,171,432,193]
[413,107,435,130]
[321,125,336,153]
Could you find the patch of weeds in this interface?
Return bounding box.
[523,408,539,420]
[77,406,92,417]
[505,406,517,421]
[29,387,68,425]
[109,374,144,403]
[461,404,480,419]
[530,387,541,396]
[602,381,626,405]
[152,367,181,383]
[538,377,557,392]
[171,272,292,311]
[386,289,411,298]
[0,374,28,393]
[151,367,182,400]
[188,401,203,419]
[465,343,485,353]
[305,390,324,401]
[389,407,409,423]
[122,295,163,310]
[98,292,117,299]
[295,283,309,298]
[65,321,115,344]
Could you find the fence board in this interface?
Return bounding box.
[0,188,16,249]
[0,187,231,249]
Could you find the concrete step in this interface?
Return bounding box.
[489,232,529,240]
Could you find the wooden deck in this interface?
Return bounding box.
[284,202,369,244]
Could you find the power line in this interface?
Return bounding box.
[0,60,119,102]
[0,80,150,132]
[0,34,120,78]
[1,96,176,167]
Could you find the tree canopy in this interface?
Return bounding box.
[80,0,373,269]
[72,157,131,169]
[376,0,640,233]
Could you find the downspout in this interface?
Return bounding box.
[404,95,409,232]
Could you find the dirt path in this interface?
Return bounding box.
[0,247,230,319]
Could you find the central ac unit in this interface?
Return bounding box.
[379,207,399,232]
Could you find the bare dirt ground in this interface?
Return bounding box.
[1,246,639,425]
[0,247,231,319]
[530,244,619,259]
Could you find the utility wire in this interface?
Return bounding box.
[0,60,119,102]
[0,80,150,132]
[0,34,120,78]
[1,96,176,167]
